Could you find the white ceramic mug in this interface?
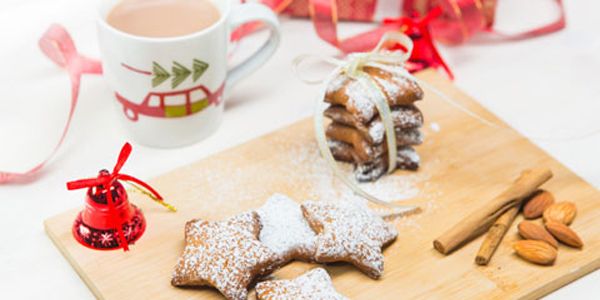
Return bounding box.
[97,0,280,147]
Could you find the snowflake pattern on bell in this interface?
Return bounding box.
[100,233,113,246]
[72,205,146,250]
[78,225,91,238]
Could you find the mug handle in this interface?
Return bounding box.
[227,3,281,88]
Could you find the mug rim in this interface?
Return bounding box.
[96,0,230,43]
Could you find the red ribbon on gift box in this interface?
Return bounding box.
[403,0,566,45]
[240,0,565,77]
[275,0,566,45]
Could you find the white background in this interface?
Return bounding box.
[0,0,599,298]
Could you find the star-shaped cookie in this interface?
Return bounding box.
[255,268,347,300]
[256,194,316,264]
[301,201,398,279]
[171,212,279,300]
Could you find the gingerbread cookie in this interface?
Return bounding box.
[354,146,420,182]
[255,268,347,300]
[326,123,383,162]
[256,194,316,264]
[171,212,279,300]
[325,63,423,123]
[326,123,423,163]
[328,140,356,163]
[324,105,423,144]
[301,201,398,279]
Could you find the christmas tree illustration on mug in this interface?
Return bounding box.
[116,58,224,122]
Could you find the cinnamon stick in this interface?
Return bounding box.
[433,168,553,255]
[475,205,519,265]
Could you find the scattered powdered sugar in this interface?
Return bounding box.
[274,135,428,212]
[301,201,398,278]
[255,194,316,262]
[354,167,420,201]
[255,268,347,300]
[175,127,437,231]
[430,122,441,132]
[177,163,279,216]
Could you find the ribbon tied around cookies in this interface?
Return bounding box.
[293,32,419,213]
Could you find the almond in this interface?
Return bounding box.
[518,221,558,248]
[545,221,584,248]
[543,201,577,225]
[513,240,557,265]
[523,190,554,219]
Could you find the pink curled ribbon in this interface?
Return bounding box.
[0,24,102,184]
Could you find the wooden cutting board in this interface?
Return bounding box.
[45,70,600,299]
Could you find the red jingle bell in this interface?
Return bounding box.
[71,169,146,250]
[67,143,169,251]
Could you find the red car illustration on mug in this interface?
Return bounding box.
[115,82,225,122]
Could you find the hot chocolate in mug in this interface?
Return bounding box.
[97,0,281,147]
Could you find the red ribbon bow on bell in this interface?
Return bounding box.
[67,142,168,251]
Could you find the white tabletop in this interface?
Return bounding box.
[1,0,599,299]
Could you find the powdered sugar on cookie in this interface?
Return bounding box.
[171,212,279,300]
[255,268,347,300]
[354,146,420,182]
[368,108,423,144]
[256,194,316,263]
[301,201,398,279]
[345,79,377,122]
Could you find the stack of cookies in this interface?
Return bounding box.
[324,63,425,182]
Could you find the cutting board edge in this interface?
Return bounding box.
[44,217,105,300]
[520,256,600,300]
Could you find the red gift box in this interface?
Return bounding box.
[285,0,382,22]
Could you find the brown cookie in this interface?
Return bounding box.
[328,140,356,163]
[326,122,423,163]
[354,146,420,182]
[255,194,317,265]
[301,201,398,279]
[324,105,423,144]
[255,268,348,300]
[171,212,279,300]
[326,123,383,162]
[325,63,423,123]
[328,140,420,181]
